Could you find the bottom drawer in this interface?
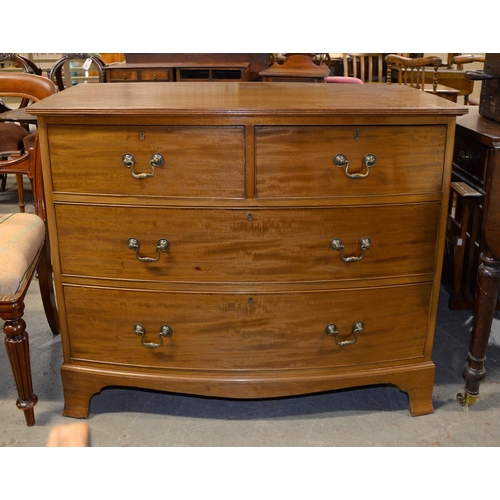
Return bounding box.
[63,283,433,371]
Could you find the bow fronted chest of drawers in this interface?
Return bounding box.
[30,82,466,417]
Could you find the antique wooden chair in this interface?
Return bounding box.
[48,53,106,91]
[385,54,442,92]
[259,53,330,82]
[0,53,42,78]
[342,53,384,82]
[1,73,56,212]
[451,54,485,104]
[0,73,59,426]
[1,54,42,194]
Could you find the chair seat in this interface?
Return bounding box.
[0,213,45,298]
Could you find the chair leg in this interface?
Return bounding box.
[1,174,6,192]
[16,174,26,213]
[3,314,38,426]
[37,242,60,336]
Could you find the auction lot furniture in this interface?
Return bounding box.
[30,82,465,418]
[123,53,269,82]
[456,114,500,405]
[1,73,59,426]
[457,54,500,407]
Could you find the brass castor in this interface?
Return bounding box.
[457,391,477,407]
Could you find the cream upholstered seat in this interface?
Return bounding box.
[0,213,45,297]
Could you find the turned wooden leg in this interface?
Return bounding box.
[3,315,38,426]
[16,173,26,213]
[458,250,500,407]
[37,241,60,336]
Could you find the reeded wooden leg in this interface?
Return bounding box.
[3,316,38,426]
[458,250,500,407]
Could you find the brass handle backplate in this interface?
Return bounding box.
[134,323,172,348]
[122,153,164,179]
[334,153,376,179]
[326,321,364,347]
[458,149,474,164]
[128,237,170,263]
[330,237,371,262]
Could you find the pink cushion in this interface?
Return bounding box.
[325,76,364,84]
[0,213,45,299]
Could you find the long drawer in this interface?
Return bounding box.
[255,125,447,198]
[63,282,432,370]
[55,203,441,282]
[46,125,245,198]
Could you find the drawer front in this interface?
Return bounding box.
[140,69,172,81]
[452,133,489,192]
[47,125,245,198]
[107,69,139,82]
[64,283,432,370]
[55,203,440,282]
[255,125,446,198]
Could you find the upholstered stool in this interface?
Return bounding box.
[0,212,46,426]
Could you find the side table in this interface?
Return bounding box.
[457,109,500,406]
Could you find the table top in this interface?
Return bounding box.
[28,82,468,118]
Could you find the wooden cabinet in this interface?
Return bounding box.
[104,63,250,82]
[31,82,466,418]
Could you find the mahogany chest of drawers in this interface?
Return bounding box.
[31,82,465,417]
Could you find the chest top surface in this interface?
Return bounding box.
[29,81,467,118]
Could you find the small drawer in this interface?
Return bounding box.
[140,69,172,81]
[64,282,432,370]
[255,125,447,198]
[55,203,440,282]
[107,69,139,82]
[452,134,489,192]
[47,125,245,198]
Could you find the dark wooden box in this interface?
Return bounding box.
[479,54,500,123]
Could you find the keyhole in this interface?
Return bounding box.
[140,132,145,140]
